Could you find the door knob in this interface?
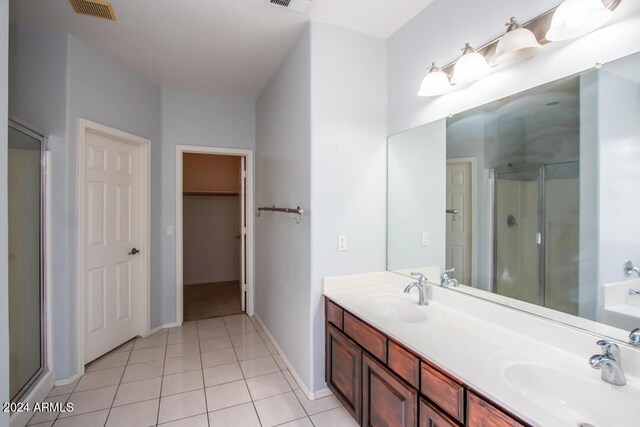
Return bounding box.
[129,248,140,255]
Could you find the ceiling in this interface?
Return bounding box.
[10,0,436,99]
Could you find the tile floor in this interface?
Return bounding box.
[30,314,358,427]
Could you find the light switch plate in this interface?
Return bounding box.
[422,232,429,246]
[167,226,175,236]
[338,235,348,252]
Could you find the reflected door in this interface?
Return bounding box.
[494,168,541,305]
[8,123,45,401]
[446,160,473,285]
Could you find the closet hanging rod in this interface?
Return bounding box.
[256,206,304,223]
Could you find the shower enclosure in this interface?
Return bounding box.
[493,161,580,315]
[8,121,47,402]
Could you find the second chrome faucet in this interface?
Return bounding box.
[589,340,626,386]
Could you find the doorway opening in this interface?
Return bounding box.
[176,146,254,324]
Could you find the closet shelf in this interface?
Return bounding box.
[183,191,240,197]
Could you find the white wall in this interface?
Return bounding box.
[387,120,445,272]
[255,25,312,389]
[1,0,10,421]
[309,22,387,392]
[183,195,240,285]
[160,89,255,324]
[388,0,640,135]
[598,65,640,286]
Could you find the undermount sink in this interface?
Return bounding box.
[358,294,442,323]
[488,350,640,427]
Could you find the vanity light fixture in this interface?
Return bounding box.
[452,43,491,85]
[546,0,614,41]
[418,62,452,97]
[493,17,542,65]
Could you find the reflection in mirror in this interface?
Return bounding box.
[387,51,640,342]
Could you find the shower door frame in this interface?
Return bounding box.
[8,120,48,404]
[491,160,580,307]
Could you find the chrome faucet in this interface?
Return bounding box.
[624,260,640,277]
[404,273,429,306]
[589,340,626,386]
[441,268,459,287]
[630,328,640,346]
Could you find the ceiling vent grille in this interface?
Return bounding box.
[266,0,311,13]
[69,0,117,21]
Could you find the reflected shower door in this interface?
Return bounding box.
[544,162,580,315]
[494,169,541,305]
[8,123,45,401]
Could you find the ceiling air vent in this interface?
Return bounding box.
[266,0,312,13]
[69,0,117,21]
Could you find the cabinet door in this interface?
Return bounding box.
[363,353,418,427]
[420,399,458,427]
[467,392,525,427]
[326,324,362,423]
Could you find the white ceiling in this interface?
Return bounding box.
[10,0,436,99]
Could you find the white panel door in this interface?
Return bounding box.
[84,130,140,363]
[446,161,472,285]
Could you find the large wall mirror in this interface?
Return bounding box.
[388,51,640,345]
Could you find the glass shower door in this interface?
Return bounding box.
[8,122,45,401]
[544,162,580,315]
[494,168,541,305]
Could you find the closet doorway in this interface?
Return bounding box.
[176,146,254,324]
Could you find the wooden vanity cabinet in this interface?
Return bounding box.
[326,324,362,423]
[362,353,418,427]
[324,298,529,427]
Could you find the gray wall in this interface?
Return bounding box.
[255,25,312,389]
[1,0,10,422]
[9,25,163,380]
[160,89,255,324]
[309,22,387,391]
[8,23,257,381]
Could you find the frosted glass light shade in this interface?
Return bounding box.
[418,63,451,97]
[546,0,613,41]
[452,44,491,85]
[494,19,542,65]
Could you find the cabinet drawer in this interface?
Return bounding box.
[388,340,420,389]
[343,312,388,362]
[421,362,465,423]
[467,392,524,427]
[420,399,459,427]
[326,299,343,329]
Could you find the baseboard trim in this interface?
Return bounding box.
[148,322,179,336]
[11,371,54,427]
[253,314,329,401]
[54,371,82,387]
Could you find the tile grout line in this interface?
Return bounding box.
[104,336,152,427]
[225,316,265,427]
[48,341,135,426]
[196,320,212,427]
[154,330,170,426]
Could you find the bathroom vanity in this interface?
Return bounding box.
[325,297,524,427]
[323,272,640,427]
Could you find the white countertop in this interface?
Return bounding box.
[323,272,640,427]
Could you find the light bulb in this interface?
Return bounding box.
[418,62,452,97]
[452,43,491,85]
[547,0,613,41]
